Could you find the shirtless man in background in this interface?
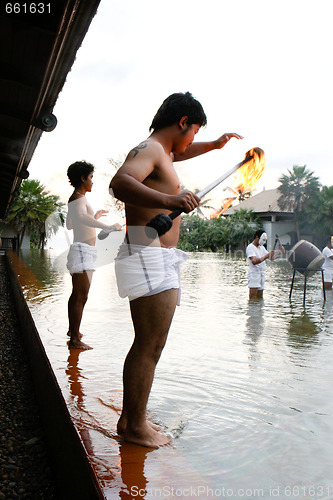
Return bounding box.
[110,92,242,447]
[66,161,121,350]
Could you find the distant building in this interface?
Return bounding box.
[0,222,30,250]
[223,188,296,251]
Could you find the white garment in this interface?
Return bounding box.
[246,243,268,271]
[66,242,97,274]
[322,246,333,282]
[246,242,268,290]
[115,243,187,304]
[248,268,266,290]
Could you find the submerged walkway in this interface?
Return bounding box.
[0,254,57,499]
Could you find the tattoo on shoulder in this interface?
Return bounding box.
[132,143,147,158]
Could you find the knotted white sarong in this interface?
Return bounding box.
[66,242,97,274]
[115,243,187,304]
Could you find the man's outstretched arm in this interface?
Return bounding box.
[173,132,243,162]
[69,198,115,230]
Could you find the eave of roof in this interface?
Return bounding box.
[0,0,101,218]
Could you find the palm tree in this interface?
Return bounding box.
[193,195,215,218]
[217,186,253,212]
[278,165,320,240]
[301,185,333,248]
[5,179,65,249]
[236,188,252,203]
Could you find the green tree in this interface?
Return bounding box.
[178,209,260,252]
[224,209,260,250]
[277,165,320,240]
[178,215,211,251]
[301,185,333,248]
[5,179,65,249]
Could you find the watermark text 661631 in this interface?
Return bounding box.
[5,3,51,14]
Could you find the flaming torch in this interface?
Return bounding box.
[146,147,266,237]
[210,147,266,219]
[232,147,266,196]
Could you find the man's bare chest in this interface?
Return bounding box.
[145,162,180,194]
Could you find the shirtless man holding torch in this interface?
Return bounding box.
[110,92,242,448]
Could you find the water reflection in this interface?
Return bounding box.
[20,248,64,288]
[118,443,150,499]
[66,350,95,457]
[244,299,265,362]
[15,250,333,497]
[66,350,86,409]
[322,288,333,319]
[7,249,54,304]
[66,349,153,498]
[287,312,320,349]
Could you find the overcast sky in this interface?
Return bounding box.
[29,0,333,212]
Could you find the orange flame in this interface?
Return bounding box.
[210,197,234,219]
[211,147,266,219]
[232,147,266,194]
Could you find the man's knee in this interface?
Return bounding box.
[151,341,166,363]
[72,289,89,304]
[134,338,166,364]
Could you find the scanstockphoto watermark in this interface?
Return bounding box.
[130,484,331,498]
[45,210,289,267]
[44,210,292,296]
[130,485,266,498]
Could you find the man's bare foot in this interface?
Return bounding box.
[117,417,161,436]
[67,331,83,339]
[117,416,126,436]
[123,421,170,448]
[149,422,162,432]
[68,339,92,350]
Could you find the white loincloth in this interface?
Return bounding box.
[323,269,333,283]
[66,242,97,275]
[248,268,266,290]
[115,242,188,305]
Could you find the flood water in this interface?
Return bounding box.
[14,245,333,499]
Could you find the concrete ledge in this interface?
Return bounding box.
[5,250,105,500]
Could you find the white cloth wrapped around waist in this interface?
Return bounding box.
[115,243,188,303]
[66,242,97,274]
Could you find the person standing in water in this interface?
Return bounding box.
[246,228,280,299]
[322,236,333,290]
[110,91,243,447]
[66,161,122,350]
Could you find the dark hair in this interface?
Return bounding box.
[254,229,265,240]
[149,92,207,132]
[67,161,94,188]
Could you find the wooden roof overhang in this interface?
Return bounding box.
[0,0,101,217]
